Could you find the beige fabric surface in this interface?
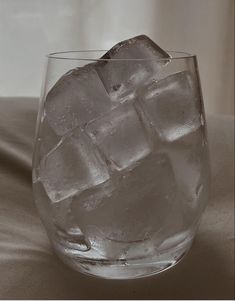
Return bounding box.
[0,98,234,299]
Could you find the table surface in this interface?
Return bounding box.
[0,97,234,299]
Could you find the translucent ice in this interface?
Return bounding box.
[81,225,127,259]
[51,196,73,231]
[165,128,209,216]
[45,65,113,136]
[96,35,170,102]
[86,102,152,171]
[38,116,60,158]
[39,128,110,203]
[139,71,201,142]
[71,153,179,243]
[44,35,170,136]
[33,117,60,183]
[48,196,91,252]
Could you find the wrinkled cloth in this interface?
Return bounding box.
[0,97,234,300]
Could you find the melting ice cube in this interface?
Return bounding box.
[45,65,113,136]
[71,153,179,243]
[38,116,60,158]
[96,35,170,102]
[165,128,209,216]
[86,102,152,171]
[139,71,201,142]
[39,128,110,203]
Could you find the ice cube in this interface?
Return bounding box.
[165,128,209,219]
[86,102,152,171]
[71,180,115,213]
[51,196,73,231]
[139,71,201,142]
[96,35,170,102]
[82,225,128,259]
[45,65,113,136]
[32,117,60,183]
[39,128,110,203]
[71,153,179,243]
[38,116,60,158]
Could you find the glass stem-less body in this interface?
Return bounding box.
[33,51,210,279]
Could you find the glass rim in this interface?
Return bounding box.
[47,50,195,61]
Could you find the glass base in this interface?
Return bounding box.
[53,238,192,279]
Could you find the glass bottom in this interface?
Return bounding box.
[53,237,193,279]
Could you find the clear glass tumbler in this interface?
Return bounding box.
[32,51,210,279]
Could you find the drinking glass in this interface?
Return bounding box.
[32,51,210,279]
